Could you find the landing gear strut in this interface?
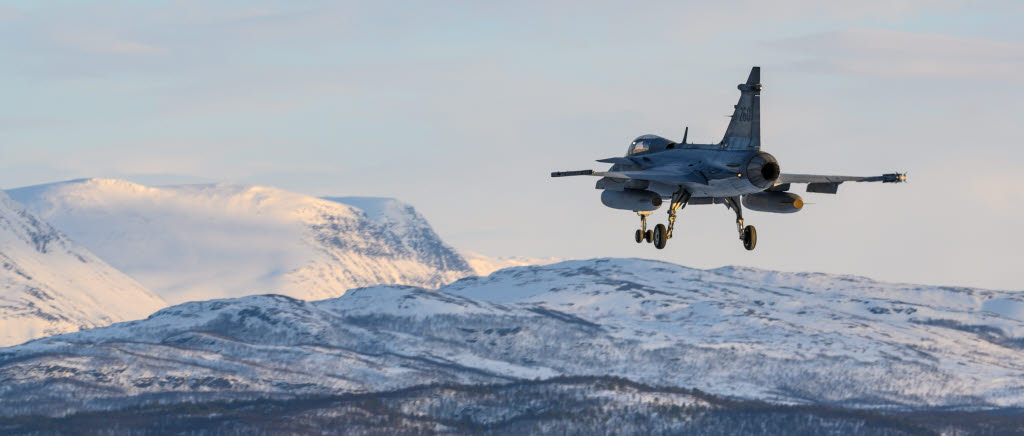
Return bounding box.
[665,189,691,240]
[644,189,690,250]
[725,197,757,251]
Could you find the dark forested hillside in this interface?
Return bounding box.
[5,377,1020,436]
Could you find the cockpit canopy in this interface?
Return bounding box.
[627,134,676,155]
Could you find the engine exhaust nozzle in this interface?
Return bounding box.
[746,152,780,189]
[760,161,780,182]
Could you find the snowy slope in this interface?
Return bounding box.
[2,258,1023,416]
[322,197,471,275]
[0,191,165,347]
[7,179,475,304]
[460,250,561,276]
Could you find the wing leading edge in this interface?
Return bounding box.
[551,166,714,185]
[593,169,710,185]
[778,172,906,194]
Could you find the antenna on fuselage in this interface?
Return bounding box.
[682,126,688,144]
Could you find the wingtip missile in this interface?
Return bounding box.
[882,172,908,183]
[551,170,594,178]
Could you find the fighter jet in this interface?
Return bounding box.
[552,66,905,251]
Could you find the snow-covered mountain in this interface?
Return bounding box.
[0,191,165,347]
[6,179,477,304]
[460,250,561,276]
[320,199,559,279]
[2,258,1022,417]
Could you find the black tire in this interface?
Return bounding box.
[653,224,667,249]
[635,229,643,243]
[644,230,653,243]
[742,225,757,251]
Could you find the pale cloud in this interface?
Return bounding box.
[0,116,64,130]
[656,0,975,40]
[54,31,164,55]
[0,5,19,21]
[778,28,1024,79]
[968,167,1024,215]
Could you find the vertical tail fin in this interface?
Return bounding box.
[721,66,761,150]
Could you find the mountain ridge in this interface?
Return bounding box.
[6,178,478,304]
[2,257,1021,417]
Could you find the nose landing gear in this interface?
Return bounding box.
[634,190,690,250]
[635,211,652,243]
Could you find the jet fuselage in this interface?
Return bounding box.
[601,139,777,198]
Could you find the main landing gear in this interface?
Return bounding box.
[634,190,691,250]
[634,193,758,251]
[725,197,757,251]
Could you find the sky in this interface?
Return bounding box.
[1,1,1022,290]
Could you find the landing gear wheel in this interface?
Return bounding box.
[644,230,653,243]
[742,225,757,251]
[635,229,643,243]
[653,224,668,250]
